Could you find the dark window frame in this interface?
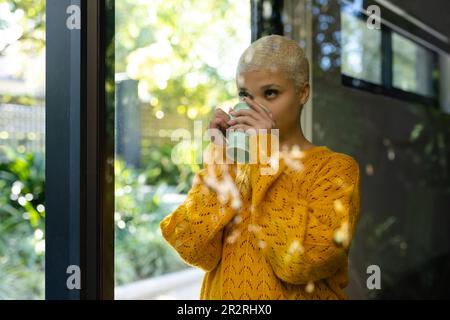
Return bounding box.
[340,1,441,107]
[80,0,115,300]
[45,0,115,300]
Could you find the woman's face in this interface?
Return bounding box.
[236,69,309,134]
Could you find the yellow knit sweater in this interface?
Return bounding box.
[160,134,360,300]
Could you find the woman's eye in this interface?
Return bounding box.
[265,89,278,98]
[238,90,277,99]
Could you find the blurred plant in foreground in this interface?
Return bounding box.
[0,146,45,299]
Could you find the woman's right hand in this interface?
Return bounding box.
[208,108,231,145]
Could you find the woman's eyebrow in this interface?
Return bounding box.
[239,84,282,90]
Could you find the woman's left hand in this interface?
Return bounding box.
[227,97,276,133]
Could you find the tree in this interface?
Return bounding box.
[0,0,45,56]
[115,0,250,116]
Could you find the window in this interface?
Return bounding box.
[0,0,45,299]
[392,33,436,97]
[341,10,382,85]
[340,5,439,104]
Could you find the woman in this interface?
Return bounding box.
[160,35,361,300]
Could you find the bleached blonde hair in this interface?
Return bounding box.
[236,35,310,92]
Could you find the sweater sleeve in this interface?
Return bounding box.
[252,153,361,285]
[159,142,238,272]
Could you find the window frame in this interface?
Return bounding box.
[340,1,441,107]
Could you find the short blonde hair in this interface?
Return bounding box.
[236,35,309,91]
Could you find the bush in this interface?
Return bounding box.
[0,146,45,299]
[114,156,190,286]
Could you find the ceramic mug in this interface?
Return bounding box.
[226,102,253,163]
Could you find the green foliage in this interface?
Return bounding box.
[0,146,45,229]
[409,108,450,189]
[142,143,196,194]
[114,156,189,286]
[0,0,45,56]
[0,0,46,107]
[0,146,45,299]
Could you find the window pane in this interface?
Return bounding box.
[341,10,382,84]
[114,0,250,300]
[0,0,45,299]
[392,33,435,97]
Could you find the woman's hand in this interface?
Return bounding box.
[227,97,276,133]
[208,107,231,144]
